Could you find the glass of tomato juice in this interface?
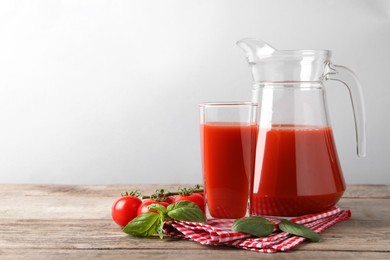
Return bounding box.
[199,102,258,219]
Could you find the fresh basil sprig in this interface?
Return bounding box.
[122,212,164,238]
[122,201,205,239]
[167,200,206,223]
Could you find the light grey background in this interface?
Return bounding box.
[0,0,389,185]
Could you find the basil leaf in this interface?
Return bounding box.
[167,201,206,223]
[148,203,167,215]
[156,213,165,239]
[279,219,321,242]
[122,212,162,237]
[232,216,274,237]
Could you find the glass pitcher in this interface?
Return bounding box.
[237,38,366,216]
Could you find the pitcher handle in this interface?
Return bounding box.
[326,63,366,157]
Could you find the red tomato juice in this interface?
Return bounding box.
[251,125,345,216]
[201,122,258,218]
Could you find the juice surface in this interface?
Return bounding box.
[251,125,345,216]
[201,122,257,218]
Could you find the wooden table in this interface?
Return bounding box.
[0,184,389,259]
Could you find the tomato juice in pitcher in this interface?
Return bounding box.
[237,39,366,216]
[251,125,345,216]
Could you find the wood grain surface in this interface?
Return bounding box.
[0,184,389,259]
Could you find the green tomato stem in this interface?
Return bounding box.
[141,188,204,200]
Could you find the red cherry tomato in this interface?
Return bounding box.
[160,196,173,204]
[112,196,142,227]
[172,194,205,213]
[137,199,169,216]
[192,192,204,198]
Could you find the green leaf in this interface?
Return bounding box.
[122,212,162,237]
[232,216,274,237]
[148,203,167,215]
[156,213,165,239]
[167,201,206,223]
[279,219,321,242]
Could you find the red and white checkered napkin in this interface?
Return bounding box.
[164,207,351,253]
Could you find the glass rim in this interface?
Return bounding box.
[274,49,331,56]
[199,101,258,107]
[249,50,332,61]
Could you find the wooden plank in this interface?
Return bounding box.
[0,219,389,252]
[343,184,390,199]
[1,249,389,260]
[338,199,390,221]
[1,194,389,221]
[0,184,389,220]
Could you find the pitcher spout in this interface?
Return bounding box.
[236,38,276,63]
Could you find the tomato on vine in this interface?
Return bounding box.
[172,188,205,213]
[137,199,169,216]
[112,185,205,227]
[112,195,142,227]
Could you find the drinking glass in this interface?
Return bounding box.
[199,102,258,219]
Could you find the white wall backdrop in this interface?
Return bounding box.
[0,0,389,185]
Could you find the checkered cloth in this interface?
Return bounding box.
[164,207,351,253]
